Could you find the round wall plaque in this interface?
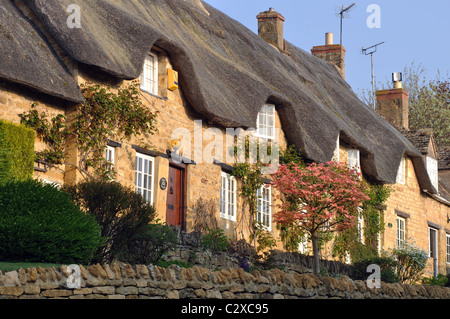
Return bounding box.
[160,178,168,190]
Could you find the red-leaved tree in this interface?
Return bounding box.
[272,161,370,274]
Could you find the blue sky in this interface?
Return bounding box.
[203,0,450,95]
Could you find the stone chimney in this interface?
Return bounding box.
[376,73,409,131]
[257,8,286,52]
[311,33,346,80]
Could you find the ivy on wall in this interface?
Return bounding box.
[19,81,158,181]
[0,120,35,183]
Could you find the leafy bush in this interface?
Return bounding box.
[201,228,229,253]
[353,256,399,283]
[422,274,449,286]
[0,179,102,264]
[119,220,178,265]
[390,241,428,284]
[0,120,35,183]
[64,180,156,263]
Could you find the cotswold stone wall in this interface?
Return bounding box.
[1,263,449,299]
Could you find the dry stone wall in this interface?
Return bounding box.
[1,263,449,299]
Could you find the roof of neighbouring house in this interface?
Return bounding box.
[439,148,450,170]
[0,0,438,193]
[402,129,435,155]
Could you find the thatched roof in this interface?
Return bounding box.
[0,0,83,103]
[1,0,438,192]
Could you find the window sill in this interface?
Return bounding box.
[140,89,168,101]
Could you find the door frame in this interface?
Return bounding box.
[167,160,187,230]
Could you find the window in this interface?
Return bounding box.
[426,157,438,190]
[140,52,158,95]
[256,104,275,139]
[220,172,237,221]
[105,145,115,169]
[396,156,406,185]
[332,135,340,163]
[396,216,405,248]
[135,153,155,204]
[357,207,364,243]
[446,234,450,264]
[347,149,360,172]
[256,185,272,230]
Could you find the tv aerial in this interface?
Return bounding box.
[361,41,385,109]
[335,3,356,47]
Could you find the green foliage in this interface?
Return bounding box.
[279,144,304,167]
[390,240,428,284]
[119,220,178,265]
[353,255,400,284]
[333,184,391,262]
[20,81,158,180]
[0,179,102,264]
[201,227,229,253]
[251,221,277,253]
[0,120,35,183]
[422,274,449,286]
[64,179,156,263]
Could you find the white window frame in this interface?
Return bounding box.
[426,156,438,191]
[106,145,115,168]
[357,207,364,244]
[135,153,155,204]
[396,216,406,248]
[140,52,159,95]
[256,185,272,230]
[446,233,450,264]
[255,104,275,140]
[332,134,340,163]
[396,156,406,185]
[347,149,360,172]
[220,172,237,222]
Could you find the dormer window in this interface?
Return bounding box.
[140,52,158,95]
[256,104,275,140]
[426,156,438,190]
[347,149,360,173]
[396,156,406,185]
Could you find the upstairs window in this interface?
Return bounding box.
[347,149,360,173]
[140,52,158,95]
[396,157,406,185]
[426,156,438,190]
[256,104,275,140]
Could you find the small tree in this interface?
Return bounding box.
[272,161,370,274]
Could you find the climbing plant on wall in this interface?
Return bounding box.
[19,81,158,180]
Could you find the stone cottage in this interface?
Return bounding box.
[0,0,449,277]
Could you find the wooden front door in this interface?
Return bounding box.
[166,165,185,228]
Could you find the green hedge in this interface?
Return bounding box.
[0,179,102,264]
[0,120,35,183]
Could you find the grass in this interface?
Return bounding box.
[0,262,64,272]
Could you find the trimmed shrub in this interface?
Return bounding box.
[64,180,157,263]
[0,120,35,183]
[0,179,102,264]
